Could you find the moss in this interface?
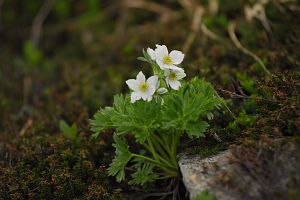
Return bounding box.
[0,134,118,200]
[192,144,226,158]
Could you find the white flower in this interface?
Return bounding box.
[155,45,184,71]
[147,47,156,60]
[157,87,168,94]
[147,44,162,60]
[126,71,158,103]
[164,69,186,90]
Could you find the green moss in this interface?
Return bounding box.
[193,190,216,200]
[192,144,226,158]
[0,134,118,200]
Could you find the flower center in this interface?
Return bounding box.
[139,82,149,92]
[169,72,177,80]
[163,55,173,65]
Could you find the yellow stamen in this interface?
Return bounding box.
[169,72,177,80]
[163,55,173,65]
[139,82,149,92]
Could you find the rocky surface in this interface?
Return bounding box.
[178,150,232,199]
[179,140,300,200]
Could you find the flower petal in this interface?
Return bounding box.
[136,71,146,83]
[147,48,156,60]
[168,65,184,71]
[148,85,156,95]
[155,45,168,61]
[168,80,181,90]
[147,75,158,88]
[131,92,141,103]
[157,87,168,94]
[175,71,186,80]
[141,92,150,101]
[126,79,139,91]
[156,60,166,70]
[170,50,184,65]
[146,95,153,102]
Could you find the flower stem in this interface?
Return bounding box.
[146,138,174,168]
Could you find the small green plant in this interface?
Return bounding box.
[193,190,216,200]
[59,120,80,144]
[23,40,43,66]
[90,45,224,185]
[236,72,257,95]
[228,110,256,133]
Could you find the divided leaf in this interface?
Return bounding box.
[161,78,223,138]
[129,163,158,185]
[90,94,161,143]
[185,121,209,138]
[108,133,132,182]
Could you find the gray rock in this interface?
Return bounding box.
[178,150,233,200]
[179,141,300,200]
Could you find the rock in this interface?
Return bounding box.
[179,140,300,200]
[178,150,233,200]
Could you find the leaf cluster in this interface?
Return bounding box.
[90,77,224,184]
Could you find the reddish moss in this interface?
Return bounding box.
[0,134,118,200]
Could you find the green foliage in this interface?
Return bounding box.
[193,190,216,200]
[54,0,71,18]
[129,163,158,185]
[23,40,43,66]
[108,134,132,182]
[91,77,224,185]
[91,94,161,143]
[59,120,80,144]
[87,0,101,14]
[228,110,257,133]
[236,72,257,95]
[162,78,223,138]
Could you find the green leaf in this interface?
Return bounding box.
[137,57,148,62]
[90,94,161,143]
[90,107,115,138]
[236,72,257,95]
[186,121,209,138]
[129,163,158,185]
[161,77,223,138]
[59,120,78,142]
[23,40,43,66]
[108,134,132,182]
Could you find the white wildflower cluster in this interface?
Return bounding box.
[126,45,186,103]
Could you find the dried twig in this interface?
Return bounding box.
[19,118,33,136]
[181,1,222,53]
[208,0,219,14]
[182,6,204,53]
[17,77,32,118]
[228,21,271,75]
[123,0,176,23]
[177,0,195,12]
[201,23,222,41]
[31,0,56,45]
[244,3,273,37]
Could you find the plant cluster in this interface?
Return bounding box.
[90,45,224,185]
